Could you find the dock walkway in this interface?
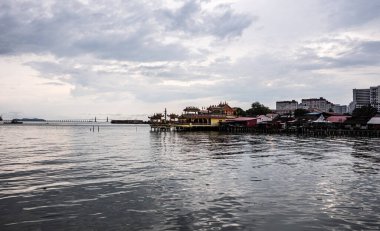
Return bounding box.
[150,123,380,137]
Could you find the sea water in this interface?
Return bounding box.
[0,124,379,230]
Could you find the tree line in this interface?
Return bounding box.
[234,102,272,117]
[235,102,378,118]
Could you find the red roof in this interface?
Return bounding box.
[326,116,351,123]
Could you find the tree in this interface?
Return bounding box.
[246,101,271,116]
[294,108,309,118]
[352,105,377,118]
[234,107,247,117]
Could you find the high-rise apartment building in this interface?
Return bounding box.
[353,89,370,105]
[353,86,380,112]
[370,86,380,111]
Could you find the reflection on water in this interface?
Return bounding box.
[0,125,379,230]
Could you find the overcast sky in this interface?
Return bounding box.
[1,0,380,119]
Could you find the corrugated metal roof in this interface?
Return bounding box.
[226,117,257,122]
[367,117,380,124]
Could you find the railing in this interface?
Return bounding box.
[177,123,212,126]
[181,114,226,118]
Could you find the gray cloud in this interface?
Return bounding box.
[26,34,380,107]
[42,82,65,86]
[0,0,252,61]
[325,0,380,29]
[295,39,380,70]
[0,0,190,61]
[159,1,253,39]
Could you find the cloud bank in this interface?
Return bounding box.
[0,0,379,119]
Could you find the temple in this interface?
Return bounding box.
[149,102,237,131]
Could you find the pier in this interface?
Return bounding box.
[45,120,96,123]
[150,124,172,132]
[150,123,220,132]
[220,126,380,138]
[149,122,380,138]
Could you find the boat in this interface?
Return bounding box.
[0,115,3,125]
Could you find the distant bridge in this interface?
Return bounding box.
[45,119,105,123]
[3,119,110,123]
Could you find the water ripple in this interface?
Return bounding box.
[0,125,379,230]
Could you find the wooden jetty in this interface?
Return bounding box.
[219,126,380,138]
[150,122,380,138]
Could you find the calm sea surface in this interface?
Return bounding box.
[0,124,379,230]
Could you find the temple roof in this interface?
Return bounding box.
[184,106,200,112]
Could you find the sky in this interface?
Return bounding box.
[1,0,380,120]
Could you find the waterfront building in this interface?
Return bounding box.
[169,113,179,123]
[276,100,298,115]
[183,106,200,115]
[148,113,164,123]
[313,114,326,123]
[177,102,237,128]
[207,102,235,117]
[256,115,272,124]
[353,86,380,111]
[367,116,380,130]
[179,113,225,126]
[222,117,257,128]
[301,97,333,112]
[326,116,351,123]
[266,113,279,120]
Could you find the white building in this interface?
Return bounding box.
[298,103,309,110]
[301,97,333,112]
[256,115,272,124]
[276,100,298,115]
